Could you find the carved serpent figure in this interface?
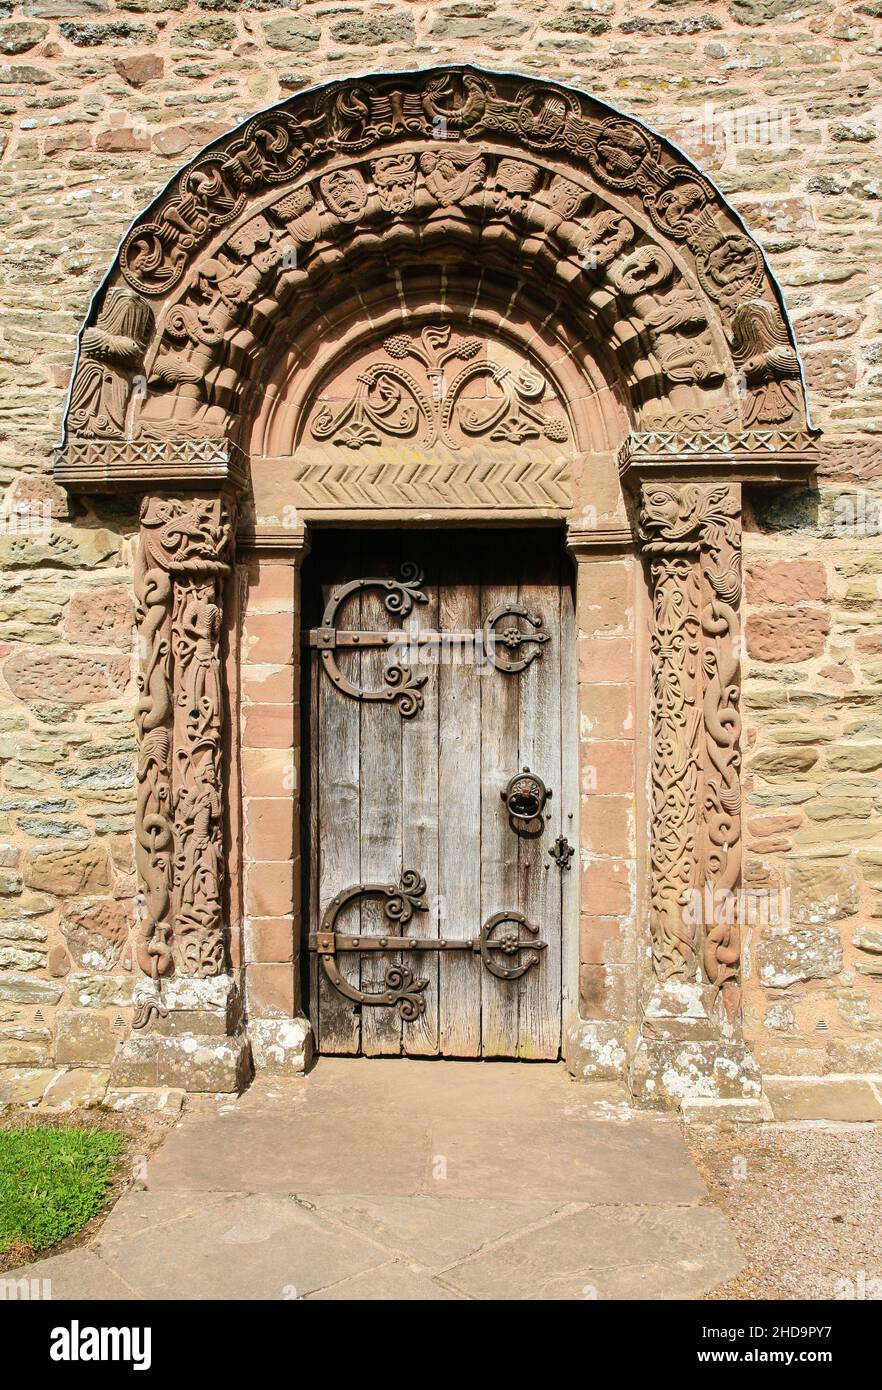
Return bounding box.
[133,498,233,1001]
[134,565,175,983]
[701,554,743,1015]
[640,481,743,1007]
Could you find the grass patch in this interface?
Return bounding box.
[0,1126,123,1258]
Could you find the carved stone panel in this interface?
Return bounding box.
[639,480,743,1019]
[302,322,570,456]
[134,495,235,1024]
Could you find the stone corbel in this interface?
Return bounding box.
[133,492,237,1025]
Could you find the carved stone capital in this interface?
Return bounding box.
[638,479,740,552]
[139,494,236,574]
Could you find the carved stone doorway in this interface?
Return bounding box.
[54,66,819,1106]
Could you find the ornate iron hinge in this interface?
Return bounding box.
[308,563,428,719]
[309,872,547,1020]
[309,568,550,716]
[483,602,549,673]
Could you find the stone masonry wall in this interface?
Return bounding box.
[0,0,881,1099]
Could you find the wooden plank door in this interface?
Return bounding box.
[305,529,572,1059]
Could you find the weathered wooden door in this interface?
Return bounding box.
[305,530,575,1059]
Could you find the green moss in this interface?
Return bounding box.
[0,1125,122,1255]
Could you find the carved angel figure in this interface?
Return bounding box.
[730,300,803,426]
[67,288,154,437]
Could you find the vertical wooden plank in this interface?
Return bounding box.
[359,533,405,1056]
[480,535,522,1058]
[517,534,563,1059]
[315,535,362,1054]
[401,533,440,1055]
[438,534,482,1057]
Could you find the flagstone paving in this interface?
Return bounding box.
[7,1060,745,1300]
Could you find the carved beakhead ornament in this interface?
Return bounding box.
[371,152,417,213]
[319,166,368,221]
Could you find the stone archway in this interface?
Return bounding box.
[55,66,818,1106]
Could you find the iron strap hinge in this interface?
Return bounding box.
[308,566,550,719]
[311,873,547,1020]
[309,932,478,954]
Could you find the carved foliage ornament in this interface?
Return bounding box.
[134,495,234,1022]
[308,324,569,450]
[639,481,742,1017]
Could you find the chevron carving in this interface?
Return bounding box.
[289,458,572,510]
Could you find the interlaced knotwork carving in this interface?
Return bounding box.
[639,482,743,1015]
[133,496,234,1021]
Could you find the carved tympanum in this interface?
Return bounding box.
[306,324,569,451]
[639,481,742,1017]
[134,495,234,1023]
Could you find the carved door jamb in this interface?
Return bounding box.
[133,491,237,1025]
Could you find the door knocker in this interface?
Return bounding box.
[501,767,551,836]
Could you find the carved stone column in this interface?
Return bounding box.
[112,492,251,1093]
[632,480,762,1110]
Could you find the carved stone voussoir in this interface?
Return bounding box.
[59,65,810,462]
